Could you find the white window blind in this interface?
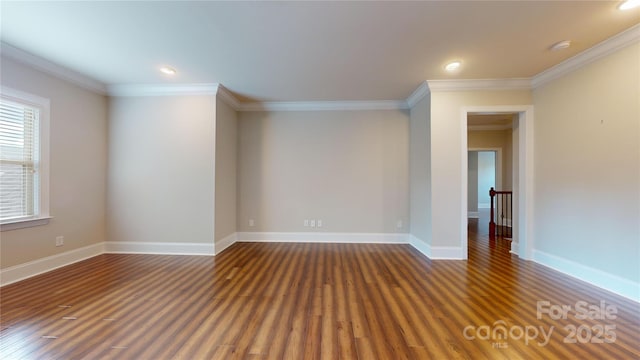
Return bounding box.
[0,98,40,221]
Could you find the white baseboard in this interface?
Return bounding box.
[236,231,409,244]
[215,232,237,255]
[0,242,105,286]
[430,246,466,260]
[408,235,465,260]
[468,211,479,218]
[104,241,214,256]
[533,250,640,303]
[238,232,466,260]
[510,240,520,255]
[409,234,431,258]
[0,234,410,287]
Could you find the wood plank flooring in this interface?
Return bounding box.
[1,228,639,358]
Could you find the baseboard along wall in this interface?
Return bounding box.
[2,233,636,303]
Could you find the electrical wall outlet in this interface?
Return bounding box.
[249,219,255,227]
[396,220,403,229]
[55,236,64,247]
[317,219,322,227]
[310,220,316,228]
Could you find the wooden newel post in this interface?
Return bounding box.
[489,187,496,240]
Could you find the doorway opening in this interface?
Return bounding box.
[461,106,534,260]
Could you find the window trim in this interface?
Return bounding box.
[0,86,50,231]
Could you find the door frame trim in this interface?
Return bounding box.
[461,106,534,259]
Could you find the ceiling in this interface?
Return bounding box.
[1,1,638,102]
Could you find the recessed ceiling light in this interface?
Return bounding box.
[550,40,571,51]
[160,66,176,75]
[445,61,462,72]
[619,0,640,10]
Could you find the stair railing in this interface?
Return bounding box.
[489,187,513,240]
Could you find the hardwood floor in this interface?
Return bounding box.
[1,231,639,358]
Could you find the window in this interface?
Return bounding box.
[0,87,50,230]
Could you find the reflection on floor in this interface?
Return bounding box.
[469,208,512,254]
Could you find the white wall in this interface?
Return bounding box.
[0,57,108,268]
[467,152,478,213]
[533,42,640,288]
[238,109,409,234]
[108,96,216,247]
[409,95,432,245]
[214,97,237,245]
[477,151,495,208]
[430,90,532,251]
[468,129,513,190]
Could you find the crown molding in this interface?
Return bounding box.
[426,78,532,92]
[1,42,107,95]
[532,24,640,89]
[105,84,406,111]
[406,81,430,108]
[5,23,637,107]
[216,84,241,110]
[238,100,408,112]
[107,83,219,97]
